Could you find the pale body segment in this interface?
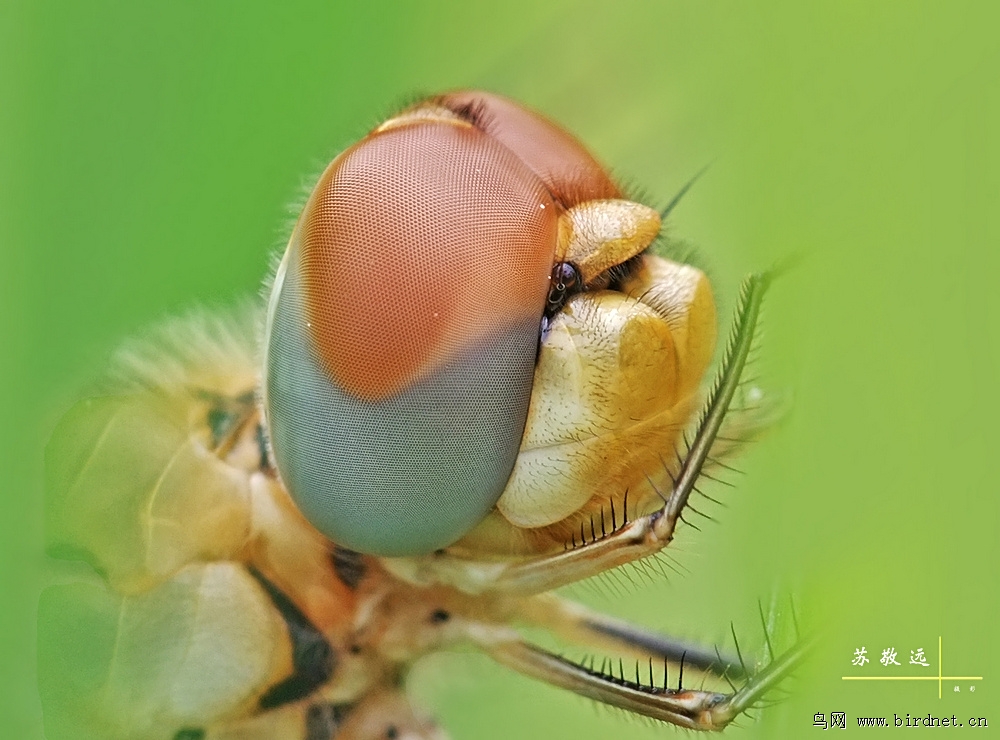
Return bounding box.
[40,92,809,739]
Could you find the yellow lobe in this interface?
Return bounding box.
[556,199,661,284]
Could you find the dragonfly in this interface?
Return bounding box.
[41,91,809,740]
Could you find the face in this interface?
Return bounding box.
[262,91,711,559]
[41,91,805,740]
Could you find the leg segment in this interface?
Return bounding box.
[519,594,745,680]
[468,625,812,732]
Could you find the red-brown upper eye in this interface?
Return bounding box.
[436,90,621,207]
[299,117,558,401]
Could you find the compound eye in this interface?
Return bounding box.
[264,115,558,556]
[437,90,621,206]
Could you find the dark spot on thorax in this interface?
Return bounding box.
[305,702,353,740]
[248,567,337,709]
[173,730,205,740]
[330,546,366,589]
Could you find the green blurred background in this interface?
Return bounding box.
[4,1,998,737]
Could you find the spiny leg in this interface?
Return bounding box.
[467,621,813,732]
[497,592,811,729]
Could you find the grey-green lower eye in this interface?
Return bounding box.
[264,259,538,556]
